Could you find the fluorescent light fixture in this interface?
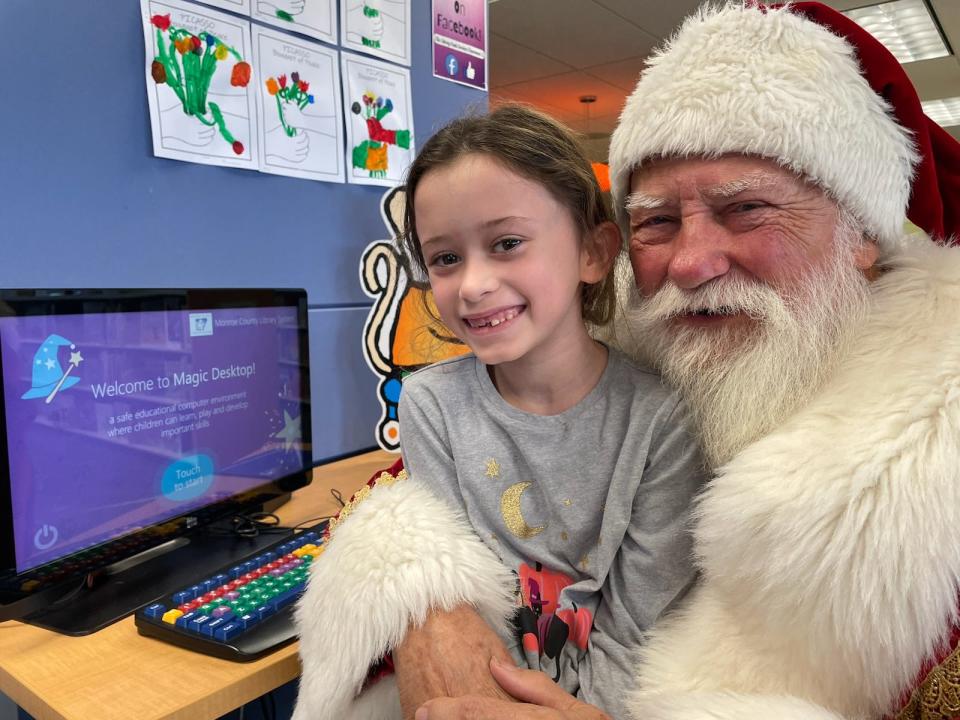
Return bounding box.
[843,0,949,64]
[922,97,960,128]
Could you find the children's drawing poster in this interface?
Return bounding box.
[341,0,411,66]
[253,27,344,182]
[251,0,336,45]
[432,0,486,90]
[341,53,414,187]
[194,0,252,15]
[141,0,258,169]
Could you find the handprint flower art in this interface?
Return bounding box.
[149,14,251,155]
[265,71,315,137]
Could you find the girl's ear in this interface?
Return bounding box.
[580,221,621,284]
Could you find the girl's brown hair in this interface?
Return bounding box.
[401,103,617,327]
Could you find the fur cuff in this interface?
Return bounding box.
[292,475,516,719]
[629,693,847,720]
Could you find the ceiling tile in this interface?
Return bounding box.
[905,55,960,100]
[592,0,705,37]
[489,33,574,87]
[490,0,659,68]
[583,56,647,92]
[492,71,628,121]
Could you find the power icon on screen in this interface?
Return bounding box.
[34,524,58,550]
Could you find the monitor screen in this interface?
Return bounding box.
[0,290,312,587]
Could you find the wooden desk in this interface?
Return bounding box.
[0,450,395,720]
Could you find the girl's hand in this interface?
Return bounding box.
[414,658,612,720]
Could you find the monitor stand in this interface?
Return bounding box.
[22,503,307,636]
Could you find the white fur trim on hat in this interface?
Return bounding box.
[608,2,919,251]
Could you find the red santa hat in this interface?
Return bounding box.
[607,1,960,250]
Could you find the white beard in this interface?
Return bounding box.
[619,227,872,469]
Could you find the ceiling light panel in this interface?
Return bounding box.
[843,0,949,64]
[922,96,960,127]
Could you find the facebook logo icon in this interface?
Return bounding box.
[445,53,458,76]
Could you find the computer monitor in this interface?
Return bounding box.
[0,289,313,633]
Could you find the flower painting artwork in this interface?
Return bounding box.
[341,53,414,187]
[141,0,258,169]
[252,25,344,183]
[341,0,410,66]
[350,92,410,179]
[265,72,314,137]
[252,0,336,45]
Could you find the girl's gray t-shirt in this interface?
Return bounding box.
[398,348,706,718]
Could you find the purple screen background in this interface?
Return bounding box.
[1,306,307,573]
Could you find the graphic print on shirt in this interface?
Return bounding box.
[514,562,594,681]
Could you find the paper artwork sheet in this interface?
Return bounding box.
[194,0,252,14]
[251,0,336,45]
[341,53,415,187]
[141,0,258,169]
[341,0,410,66]
[253,26,344,183]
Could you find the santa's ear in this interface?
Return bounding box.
[580,221,621,285]
[853,237,881,275]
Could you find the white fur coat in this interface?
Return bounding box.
[630,239,960,719]
[294,240,960,720]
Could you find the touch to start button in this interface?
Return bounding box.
[161,454,214,501]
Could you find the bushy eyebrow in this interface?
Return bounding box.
[702,172,781,198]
[626,172,784,213]
[624,192,666,211]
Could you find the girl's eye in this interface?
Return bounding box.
[493,237,523,253]
[430,252,460,267]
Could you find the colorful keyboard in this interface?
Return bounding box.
[134,527,324,661]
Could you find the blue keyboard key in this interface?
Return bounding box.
[213,574,229,585]
[229,565,244,580]
[263,552,277,562]
[215,621,243,642]
[201,579,216,593]
[143,603,165,619]
[255,604,275,621]
[270,588,300,611]
[175,612,197,629]
[203,617,231,637]
[188,614,212,633]
[172,590,192,604]
[242,561,257,573]
[189,584,203,598]
[238,612,259,630]
[303,532,319,544]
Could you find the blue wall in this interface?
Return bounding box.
[0,0,485,461]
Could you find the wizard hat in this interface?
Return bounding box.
[21,334,81,400]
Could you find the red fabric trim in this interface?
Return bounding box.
[323,458,405,540]
[763,1,960,243]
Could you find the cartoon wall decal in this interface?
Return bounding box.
[359,186,467,451]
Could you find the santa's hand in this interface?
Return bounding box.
[415,659,611,720]
[395,605,516,719]
[265,124,310,162]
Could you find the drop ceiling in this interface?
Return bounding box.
[488,0,960,160]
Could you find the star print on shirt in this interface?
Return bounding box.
[485,458,500,478]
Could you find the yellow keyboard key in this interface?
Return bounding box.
[162,609,183,624]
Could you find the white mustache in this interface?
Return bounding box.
[634,276,788,324]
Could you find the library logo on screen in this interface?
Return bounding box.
[189,313,214,337]
[21,334,83,403]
